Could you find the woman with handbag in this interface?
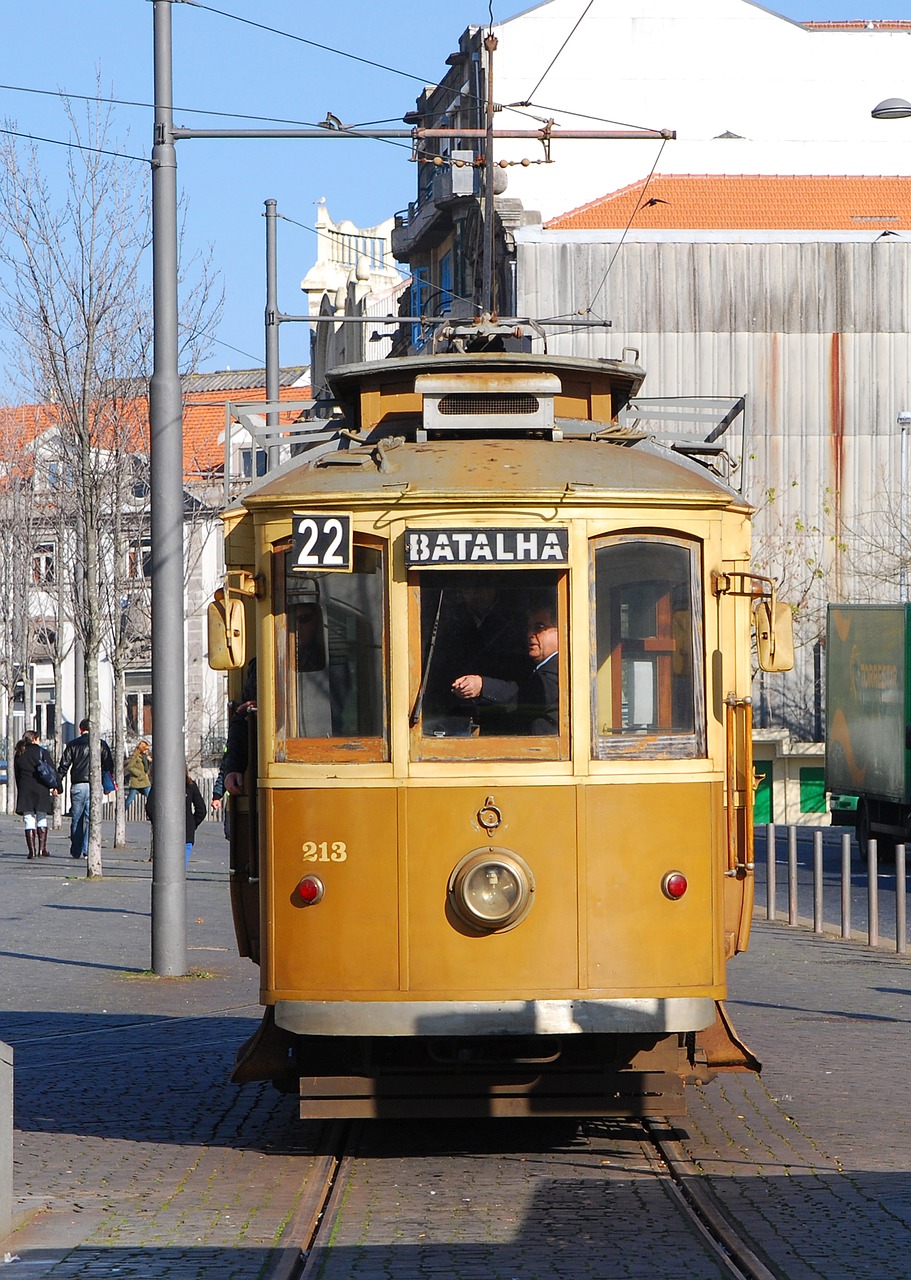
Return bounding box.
[13,730,56,858]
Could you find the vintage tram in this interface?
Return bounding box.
[209,323,791,1118]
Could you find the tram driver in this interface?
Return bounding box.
[451,600,559,735]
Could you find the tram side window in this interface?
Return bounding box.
[592,538,705,759]
[414,570,562,741]
[275,543,386,748]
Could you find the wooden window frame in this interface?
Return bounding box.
[273,533,389,764]
[408,569,570,763]
[590,533,706,761]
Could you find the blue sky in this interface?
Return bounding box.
[2,0,911,390]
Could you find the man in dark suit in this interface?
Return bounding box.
[451,602,559,735]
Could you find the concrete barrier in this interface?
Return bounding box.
[0,1039,11,1242]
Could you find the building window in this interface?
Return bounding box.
[34,686,56,741]
[240,447,267,480]
[128,540,152,579]
[47,461,74,491]
[126,670,153,737]
[33,542,56,585]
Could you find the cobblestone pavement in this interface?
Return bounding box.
[1,812,910,1277]
[306,1119,735,1280]
[0,815,322,1279]
[680,925,911,1277]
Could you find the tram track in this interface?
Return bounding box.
[643,1118,780,1280]
[269,1115,782,1280]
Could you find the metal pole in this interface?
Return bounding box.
[788,825,798,925]
[265,199,281,471]
[868,839,879,948]
[766,823,776,921]
[149,0,187,976]
[841,831,852,938]
[897,844,907,955]
[813,829,824,934]
[480,32,497,315]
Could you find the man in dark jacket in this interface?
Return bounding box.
[451,602,560,736]
[58,718,115,859]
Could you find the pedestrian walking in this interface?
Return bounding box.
[124,740,153,809]
[57,718,115,859]
[13,730,55,859]
[146,767,206,867]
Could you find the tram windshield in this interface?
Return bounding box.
[274,542,387,759]
[412,569,565,754]
[591,536,705,759]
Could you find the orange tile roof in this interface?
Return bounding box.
[545,175,911,232]
[802,20,911,30]
[0,377,311,483]
[181,383,311,478]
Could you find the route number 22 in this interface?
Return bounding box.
[292,514,352,571]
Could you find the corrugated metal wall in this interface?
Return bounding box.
[519,235,911,734]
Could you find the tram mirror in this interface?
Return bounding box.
[207,594,246,670]
[754,600,794,673]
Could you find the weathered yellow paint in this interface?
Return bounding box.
[403,786,578,995]
[584,781,724,993]
[261,779,727,1005]
[264,788,400,998]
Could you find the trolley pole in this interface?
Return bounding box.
[150,0,188,976]
[265,199,281,470]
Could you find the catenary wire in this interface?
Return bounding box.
[583,137,669,318]
[525,0,596,102]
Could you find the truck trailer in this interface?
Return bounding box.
[826,603,911,857]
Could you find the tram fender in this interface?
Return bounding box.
[231,1006,297,1087]
[695,1001,761,1074]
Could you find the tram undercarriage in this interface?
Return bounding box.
[233,1002,759,1119]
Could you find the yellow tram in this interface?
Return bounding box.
[209,328,791,1118]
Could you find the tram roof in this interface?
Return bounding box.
[240,434,744,510]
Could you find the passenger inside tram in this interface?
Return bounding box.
[451,599,559,736]
[417,571,561,737]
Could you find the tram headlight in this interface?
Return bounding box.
[448,848,535,932]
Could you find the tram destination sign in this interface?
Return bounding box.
[291,513,353,572]
[405,526,569,567]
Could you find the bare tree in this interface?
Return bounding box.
[0,88,220,874]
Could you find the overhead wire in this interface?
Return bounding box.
[525,0,595,102]
[0,124,148,166]
[583,137,669,319]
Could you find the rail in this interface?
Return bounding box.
[760,823,908,954]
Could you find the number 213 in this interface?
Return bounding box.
[302,841,348,862]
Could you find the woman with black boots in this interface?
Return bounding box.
[13,730,55,858]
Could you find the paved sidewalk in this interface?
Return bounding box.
[681,924,911,1277]
[0,809,910,1277]
[0,812,320,1279]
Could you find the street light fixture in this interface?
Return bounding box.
[872,98,911,120]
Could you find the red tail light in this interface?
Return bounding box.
[661,871,688,900]
[297,875,324,905]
